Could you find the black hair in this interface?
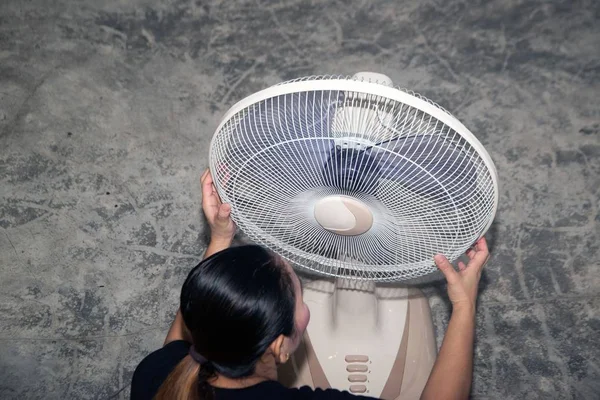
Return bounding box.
[175,245,296,399]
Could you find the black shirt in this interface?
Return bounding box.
[131,340,376,399]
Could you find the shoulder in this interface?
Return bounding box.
[133,340,191,376]
[131,340,191,400]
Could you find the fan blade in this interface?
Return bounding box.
[370,135,478,207]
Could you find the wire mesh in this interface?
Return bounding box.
[210,76,497,282]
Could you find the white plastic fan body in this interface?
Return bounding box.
[210,72,498,398]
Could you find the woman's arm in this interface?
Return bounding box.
[163,170,236,346]
[420,238,489,400]
[204,236,234,259]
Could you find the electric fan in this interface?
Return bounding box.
[209,72,498,399]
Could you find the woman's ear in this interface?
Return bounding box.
[267,334,288,364]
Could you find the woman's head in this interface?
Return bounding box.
[180,245,310,379]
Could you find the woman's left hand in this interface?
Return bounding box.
[201,169,236,243]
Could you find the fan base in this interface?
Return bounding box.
[278,284,436,399]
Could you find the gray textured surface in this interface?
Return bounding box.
[1,0,599,399]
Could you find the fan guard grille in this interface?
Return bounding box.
[209,76,497,281]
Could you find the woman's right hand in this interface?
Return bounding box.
[434,237,489,310]
[422,238,489,400]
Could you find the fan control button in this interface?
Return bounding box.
[350,385,367,393]
[348,374,367,382]
[346,364,368,372]
[345,355,369,363]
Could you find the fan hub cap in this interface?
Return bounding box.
[313,195,373,236]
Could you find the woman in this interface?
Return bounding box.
[131,171,490,400]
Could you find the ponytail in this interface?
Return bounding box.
[154,355,216,400]
[155,246,296,399]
